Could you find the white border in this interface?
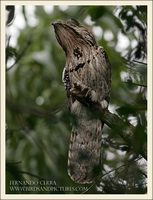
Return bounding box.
[1,1,152,200]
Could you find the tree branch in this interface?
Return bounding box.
[96,109,146,159]
[70,87,147,160]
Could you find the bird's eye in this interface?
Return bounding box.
[67,19,80,26]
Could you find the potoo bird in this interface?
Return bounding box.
[52,19,111,184]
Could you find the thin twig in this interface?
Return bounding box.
[7,161,22,165]
[82,157,143,194]
[7,39,31,71]
[124,58,147,66]
[18,170,47,181]
[124,81,147,87]
[133,60,147,65]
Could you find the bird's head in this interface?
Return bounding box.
[52,19,96,55]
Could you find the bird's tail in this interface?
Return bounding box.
[67,101,102,184]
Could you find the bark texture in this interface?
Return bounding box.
[53,19,111,184]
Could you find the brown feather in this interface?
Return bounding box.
[53,20,111,184]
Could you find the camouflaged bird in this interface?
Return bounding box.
[52,19,111,184]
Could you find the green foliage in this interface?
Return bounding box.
[6,5,147,194]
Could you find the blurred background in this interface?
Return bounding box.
[6,5,147,194]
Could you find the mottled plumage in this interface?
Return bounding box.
[52,19,111,184]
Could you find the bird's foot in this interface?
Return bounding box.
[70,82,98,105]
[100,100,108,109]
